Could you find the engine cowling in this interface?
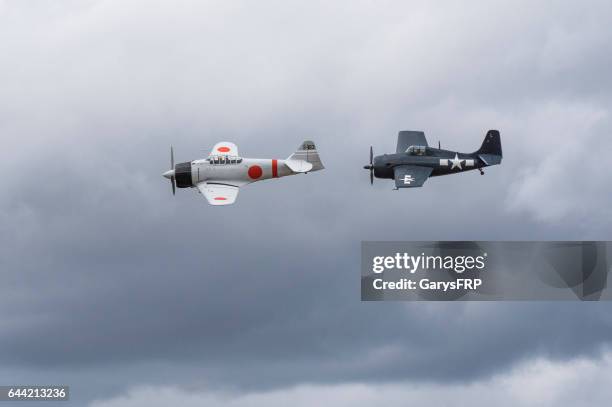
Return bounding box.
[174,162,193,188]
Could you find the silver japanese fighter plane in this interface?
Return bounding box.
[163,141,324,205]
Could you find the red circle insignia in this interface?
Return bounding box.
[248,165,263,179]
[217,146,230,153]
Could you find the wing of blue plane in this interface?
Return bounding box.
[393,165,433,188]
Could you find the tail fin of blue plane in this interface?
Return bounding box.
[476,130,502,165]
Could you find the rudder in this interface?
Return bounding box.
[477,130,502,157]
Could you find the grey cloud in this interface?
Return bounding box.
[88,353,612,407]
[1,0,612,405]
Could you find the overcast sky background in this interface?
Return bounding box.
[1,0,612,405]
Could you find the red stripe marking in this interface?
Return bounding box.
[272,159,278,178]
[214,197,227,201]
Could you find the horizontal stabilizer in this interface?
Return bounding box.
[285,159,313,173]
[478,154,502,166]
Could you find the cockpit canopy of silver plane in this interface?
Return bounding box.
[363,129,502,188]
[207,155,243,165]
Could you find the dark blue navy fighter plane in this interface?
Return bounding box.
[363,130,502,188]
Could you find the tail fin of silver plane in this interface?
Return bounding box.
[286,140,324,173]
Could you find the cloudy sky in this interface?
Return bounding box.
[1,0,612,405]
